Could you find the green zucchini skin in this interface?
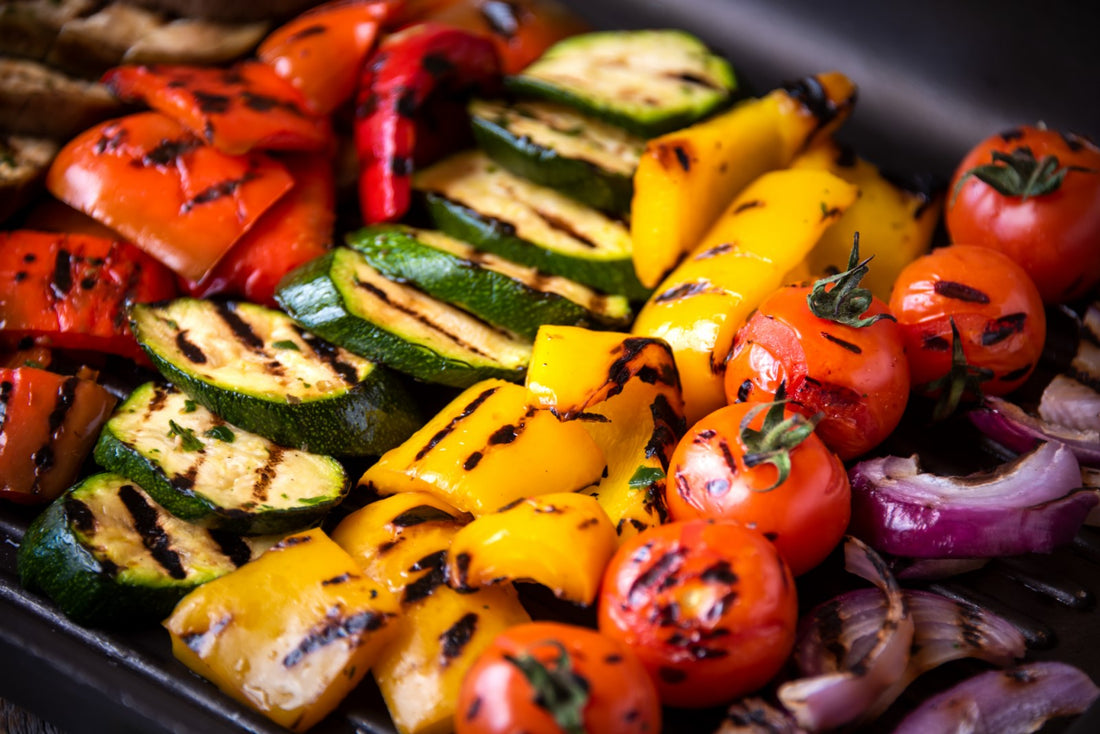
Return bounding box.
[346,226,632,338]
[504,29,738,138]
[275,249,531,388]
[18,473,277,626]
[93,382,348,535]
[469,98,641,215]
[131,299,421,457]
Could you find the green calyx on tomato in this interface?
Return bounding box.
[923,317,993,421]
[952,145,1085,203]
[504,643,588,734]
[739,387,822,492]
[806,235,896,328]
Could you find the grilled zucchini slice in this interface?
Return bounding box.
[131,299,420,457]
[415,150,649,300]
[276,248,532,388]
[346,225,632,339]
[18,472,279,626]
[469,98,643,214]
[94,382,348,535]
[505,29,737,138]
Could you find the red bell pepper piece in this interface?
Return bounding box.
[47,112,295,282]
[102,61,333,156]
[0,230,178,362]
[258,0,405,116]
[354,22,500,223]
[0,366,117,505]
[183,154,336,307]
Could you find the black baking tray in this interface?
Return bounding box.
[2,1,1099,732]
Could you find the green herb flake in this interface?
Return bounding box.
[182,399,198,413]
[628,466,665,490]
[167,420,203,451]
[203,425,235,443]
[271,340,300,351]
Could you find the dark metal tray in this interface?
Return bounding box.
[2,1,1098,732]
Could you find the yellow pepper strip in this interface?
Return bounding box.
[631,71,858,288]
[163,529,399,733]
[633,169,859,423]
[331,492,530,734]
[446,492,617,605]
[358,378,606,515]
[791,137,943,300]
[526,325,686,543]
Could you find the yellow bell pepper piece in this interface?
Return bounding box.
[358,378,606,515]
[633,168,859,423]
[164,529,399,733]
[446,492,617,605]
[790,138,942,300]
[331,492,530,734]
[631,71,858,288]
[526,325,686,543]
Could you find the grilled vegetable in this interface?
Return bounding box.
[164,528,399,733]
[276,247,532,387]
[416,150,647,299]
[630,72,858,289]
[346,225,632,338]
[94,382,348,534]
[359,378,606,515]
[469,97,643,214]
[47,112,294,282]
[332,492,531,734]
[0,367,116,505]
[0,58,121,140]
[131,298,420,456]
[18,473,279,625]
[505,29,737,137]
[0,135,57,224]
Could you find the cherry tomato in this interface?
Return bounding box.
[946,125,1100,303]
[598,519,797,708]
[723,247,910,460]
[666,400,850,576]
[455,621,661,734]
[889,244,1046,413]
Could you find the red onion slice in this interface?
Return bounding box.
[891,661,1100,734]
[1040,375,1100,432]
[777,538,914,731]
[969,395,1100,467]
[849,442,1095,557]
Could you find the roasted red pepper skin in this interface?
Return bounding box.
[0,230,178,361]
[0,366,117,505]
[258,0,405,116]
[102,62,333,156]
[183,154,336,307]
[47,112,295,282]
[354,22,500,223]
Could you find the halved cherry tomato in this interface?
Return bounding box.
[455,621,661,734]
[723,243,910,460]
[946,125,1100,303]
[102,62,333,156]
[889,244,1046,417]
[47,112,294,282]
[0,366,117,505]
[258,0,404,115]
[598,519,797,708]
[0,230,178,362]
[666,399,850,577]
[183,154,335,307]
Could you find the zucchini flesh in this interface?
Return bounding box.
[469,98,643,214]
[18,472,278,625]
[131,298,420,456]
[415,151,649,300]
[505,29,737,138]
[94,382,348,535]
[276,248,532,388]
[347,225,632,339]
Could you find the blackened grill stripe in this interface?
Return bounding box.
[440,613,478,664]
[175,330,208,364]
[934,280,990,303]
[214,302,266,349]
[530,206,600,248]
[391,505,457,527]
[821,332,863,354]
[64,497,98,536]
[207,528,253,567]
[283,609,388,668]
[118,484,188,580]
[145,384,169,418]
[415,386,499,461]
[52,248,73,297]
[252,445,285,502]
[305,335,361,385]
[0,380,12,432]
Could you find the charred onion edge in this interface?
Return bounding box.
[969,395,1100,467]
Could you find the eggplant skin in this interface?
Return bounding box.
[123,0,319,21]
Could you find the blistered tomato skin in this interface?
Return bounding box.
[723,283,910,460]
[946,125,1100,303]
[666,402,850,577]
[597,519,798,708]
[889,244,1046,397]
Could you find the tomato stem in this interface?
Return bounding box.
[952,146,1076,203]
[740,385,822,491]
[505,642,589,734]
[924,318,993,421]
[807,234,895,328]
